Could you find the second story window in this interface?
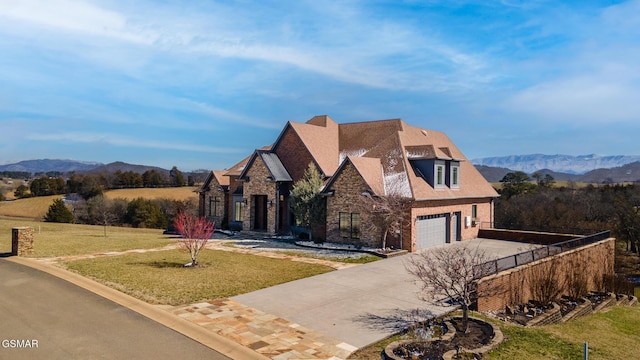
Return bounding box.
[451,164,460,188]
[435,164,445,188]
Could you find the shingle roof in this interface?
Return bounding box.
[224,145,272,177]
[212,170,230,186]
[347,156,385,196]
[236,116,498,201]
[288,116,340,176]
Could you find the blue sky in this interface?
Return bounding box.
[1,0,639,171]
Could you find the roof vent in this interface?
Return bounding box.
[421,129,428,136]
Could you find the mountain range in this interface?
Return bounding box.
[471,154,640,175]
[1,155,639,184]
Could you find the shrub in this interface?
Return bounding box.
[44,199,74,223]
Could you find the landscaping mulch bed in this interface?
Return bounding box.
[585,292,611,308]
[391,318,492,360]
[494,301,552,326]
[557,296,581,317]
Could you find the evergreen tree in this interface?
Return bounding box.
[44,198,74,223]
[170,166,185,187]
[290,163,326,241]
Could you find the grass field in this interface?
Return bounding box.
[0,219,172,257]
[0,195,62,219]
[104,187,199,201]
[350,306,640,359]
[0,187,199,219]
[64,249,333,305]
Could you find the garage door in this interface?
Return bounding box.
[416,214,447,250]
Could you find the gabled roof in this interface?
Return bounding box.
[397,123,498,200]
[238,150,292,182]
[234,116,498,201]
[224,145,272,177]
[197,170,230,193]
[273,115,340,177]
[323,156,385,196]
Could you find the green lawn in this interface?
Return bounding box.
[64,249,333,305]
[0,219,172,257]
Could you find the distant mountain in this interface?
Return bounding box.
[0,159,102,174]
[88,161,169,175]
[475,162,640,184]
[472,154,640,175]
[473,165,513,183]
[579,161,640,184]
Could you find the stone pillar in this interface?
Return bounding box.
[12,227,34,256]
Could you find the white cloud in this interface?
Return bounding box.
[27,132,244,154]
[0,0,156,44]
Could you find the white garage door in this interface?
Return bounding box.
[416,214,447,250]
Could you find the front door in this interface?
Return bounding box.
[253,195,268,231]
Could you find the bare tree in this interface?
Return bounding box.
[406,244,493,333]
[174,210,215,267]
[526,257,563,305]
[88,195,117,237]
[359,184,410,250]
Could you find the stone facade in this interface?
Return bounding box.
[199,177,227,228]
[477,237,615,312]
[242,157,278,234]
[326,162,380,247]
[12,227,34,256]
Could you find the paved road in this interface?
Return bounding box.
[233,239,532,348]
[0,258,230,360]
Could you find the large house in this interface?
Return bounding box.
[198,115,498,252]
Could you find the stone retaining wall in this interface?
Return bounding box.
[526,302,562,327]
[560,298,593,323]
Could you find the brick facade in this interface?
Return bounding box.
[242,157,278,234]
[275,126,318,180]
[477,237,615,311]
[408,197,493,252]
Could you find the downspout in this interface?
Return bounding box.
[490,198,494,229]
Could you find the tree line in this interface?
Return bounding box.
[13,166,191,200]
[45,196,198,231]
[496,171,640,255]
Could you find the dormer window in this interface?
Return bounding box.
[410,158,460,190]
[435,163,445,188]
[449,162,460,189]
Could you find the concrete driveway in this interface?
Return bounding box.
[232,238,531,348]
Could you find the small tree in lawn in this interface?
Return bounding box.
[406,244,493,333]
[174,209,215,267]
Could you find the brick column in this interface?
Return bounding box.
[11,227,34,256]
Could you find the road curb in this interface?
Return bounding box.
[6,256,269,360]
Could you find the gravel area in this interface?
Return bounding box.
[211,232,377,260]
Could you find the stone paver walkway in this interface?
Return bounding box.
[169,299,358,359]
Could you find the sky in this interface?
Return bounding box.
[1,0,639,171]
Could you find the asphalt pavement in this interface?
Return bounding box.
[0,258,231,360]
